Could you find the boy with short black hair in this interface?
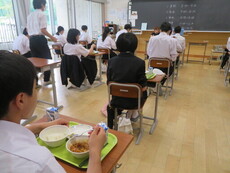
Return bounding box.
[0,50,106,173]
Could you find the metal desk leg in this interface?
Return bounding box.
[150,82,159,134]
[93,55,105,88]
[203,44,207,64]
[50,66,58,107]
[187,44,191,63]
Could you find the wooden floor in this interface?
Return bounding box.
[34,56,230,173]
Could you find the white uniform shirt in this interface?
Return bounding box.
[79,31,92,44]
[172,33,186,52]
[0,120,65,173]
[97,35,116,50]
[54,34,67,46]
[27,9,47,35]
[13,34,30,55]
[226,37,230,50]
[115,29,127,42]
[147,32,178,61]
[63,43,89,60]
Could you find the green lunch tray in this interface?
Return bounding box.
[37,121,118,169]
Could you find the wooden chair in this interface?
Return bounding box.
[108,82,144,144]
[79,40,88,48]
[97,48,111,59]
[52,44,64,59]
[12,50,20,55]
[149,58,174,99]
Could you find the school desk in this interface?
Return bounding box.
[28,57,61,108]
[34,114,134,173]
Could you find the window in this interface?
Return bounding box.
[75,0,103,39]
[0,0,17,44]
[91,2,103,39]
[52,0,69,36]
[75,0,91,32]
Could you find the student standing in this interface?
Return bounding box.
[0,50,106,173]
[27,0,57,85]
[79,25,93,46]
[12,28,31,58]
[115,24,132,42]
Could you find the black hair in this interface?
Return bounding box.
[174,26,181,33]
[33,0,46,9]
[160,22,172,32]
[81,25,88,31]
[116,33,138,53]
[102,27,110,42]
[67,28,80,44]
[56,26,64,35]
[23,28,28,36]
[0,50,37,118]
[124,24,132,30]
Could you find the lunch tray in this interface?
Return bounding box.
[37,121,118,169]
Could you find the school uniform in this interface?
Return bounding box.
[27,9,52,82]
[0,120,65,173]
[97,35,117,60]
[115,29,127,42]
[63,43,97,86]
[172,33,186,52]
[12,34,31,58]
[221,37,230,68]
[106,52,147,128]
[147,32,178,85]
[54,34,67,46]
[63,43,89,60]
[79,31,92,45]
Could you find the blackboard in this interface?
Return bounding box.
[130,0,230,31]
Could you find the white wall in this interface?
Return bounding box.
[105,0,129,28]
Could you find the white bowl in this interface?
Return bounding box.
[39,125,70,147]
[66,136,89,159]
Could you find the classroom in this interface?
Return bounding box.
[0,0,230,173]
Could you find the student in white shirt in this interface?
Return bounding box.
[147,22,178,85]
[97,27,117,61]
[171,26,185,65]
[0,50,106,173]
[79,25,93,46]
[53,26,66,57]
[64,28,95,60]
[54,26,67,46]
[172,26,186,52]
[27,0,57,85]
[13,28,31,58]
[220,37,230,68]
[115,24,132,42]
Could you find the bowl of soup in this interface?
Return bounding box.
[39,125,70,147]
[66,136,89,159]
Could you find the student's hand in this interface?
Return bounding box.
[88,126,106,154]
[48,118,69,127]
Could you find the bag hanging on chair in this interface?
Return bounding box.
[118,114,133,134]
